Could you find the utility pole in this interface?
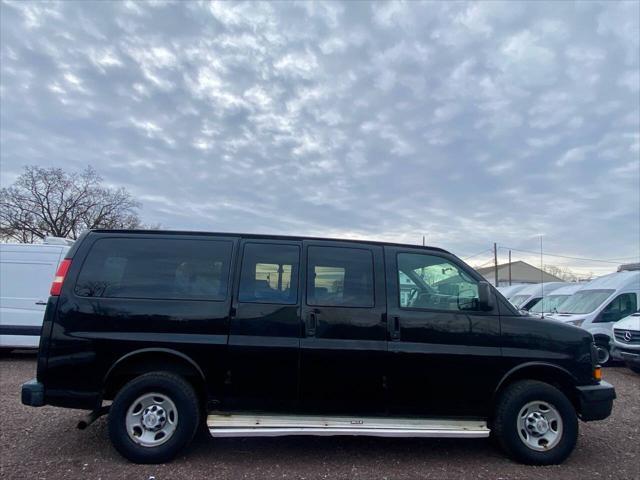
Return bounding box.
[493,242,499,287]
[422,235,425,246]
[508,250,512,286]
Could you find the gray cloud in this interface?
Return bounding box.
[1,0,638,275]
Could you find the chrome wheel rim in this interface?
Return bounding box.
[517,401,563,451]
[125,392,178,447]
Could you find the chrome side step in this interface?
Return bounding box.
[207,413,490,438]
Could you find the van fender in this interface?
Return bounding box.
[493,361,578,399]
[103,347,206,386]
[586,327,621,361]
[585,325,613,343]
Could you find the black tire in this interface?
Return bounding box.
[629,364,640,374]
[108,372,201,464]
[493,380,578,465]
[594,338,611,365]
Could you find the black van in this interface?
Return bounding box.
[22,230,615,465]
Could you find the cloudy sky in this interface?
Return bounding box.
[1,1,638,275]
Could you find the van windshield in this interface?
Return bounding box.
[510,294,529,306]
[557,289,614,314]
[529,294,570,314]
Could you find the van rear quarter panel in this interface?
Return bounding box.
[41,233,236,409]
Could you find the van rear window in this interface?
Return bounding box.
[74,238,233,301]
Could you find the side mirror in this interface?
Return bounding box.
[478,281,494,311]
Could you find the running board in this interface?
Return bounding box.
[207,413,490,438]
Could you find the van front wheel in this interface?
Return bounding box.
[108,372,200,464]
[493,380,578,465]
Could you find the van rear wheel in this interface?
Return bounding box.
[493,380,578,465]
[108,372,200,464]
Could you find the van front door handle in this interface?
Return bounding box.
[390,316,400,340]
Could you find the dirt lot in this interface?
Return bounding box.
[1,353,638,480]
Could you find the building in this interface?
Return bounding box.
[475,261,563,287]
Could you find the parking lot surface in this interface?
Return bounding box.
[1,352,638,480]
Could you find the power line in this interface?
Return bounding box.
[463,248,493,261]
[498,246,638,265]
[473,259,494,268]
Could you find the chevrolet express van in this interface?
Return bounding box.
[548,270,640,364]
[22,230,614,465]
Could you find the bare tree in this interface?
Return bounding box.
[542,264,580,282]
[1,165,145,242]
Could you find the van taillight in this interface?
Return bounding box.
[50,259,71,296]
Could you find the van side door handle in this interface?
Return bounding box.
[35,300,47,306]
[306,312,317,337]
[390,315,400,340]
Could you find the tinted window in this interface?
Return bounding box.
[307,246,374,307]
[238,243,299,304]
[398,253,479,311]
[75,238,232,301]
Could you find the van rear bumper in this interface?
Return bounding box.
[576,381,615,421]
[21,379,45,407]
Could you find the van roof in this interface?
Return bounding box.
[0,243,70,252]
[515,282,568,296]
[88,229,452,255]
[497,284,528,296]
[547,283,585,296]
[579,270,640,291]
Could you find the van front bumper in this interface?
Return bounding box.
[576,381,615,421]
[619,350,640,367]
[21,379,45,407]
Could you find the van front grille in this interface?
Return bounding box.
[614,329,640,345]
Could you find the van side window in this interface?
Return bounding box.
[598,293,637,323]
[307,246,374,307]
[238,243,299,304]
[397,253,479,311]
[74,238,233,301]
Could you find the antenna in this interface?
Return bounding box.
[493,243,498,287]
[540,235,544,319]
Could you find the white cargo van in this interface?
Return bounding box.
[0,238,72,349]
[496,284,528,300]
[508,282,568,311]
[527,283,585,318]
[548,270,640,364]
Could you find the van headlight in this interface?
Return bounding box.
[567,319,585,327]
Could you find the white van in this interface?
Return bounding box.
[612,312,640,374]
[0,238,72,349]
[509,282,568,311]
[496,284,528,300]
[527,283,585,318]
[548,270,640,364]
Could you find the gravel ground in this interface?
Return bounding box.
[1,352,638,480]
